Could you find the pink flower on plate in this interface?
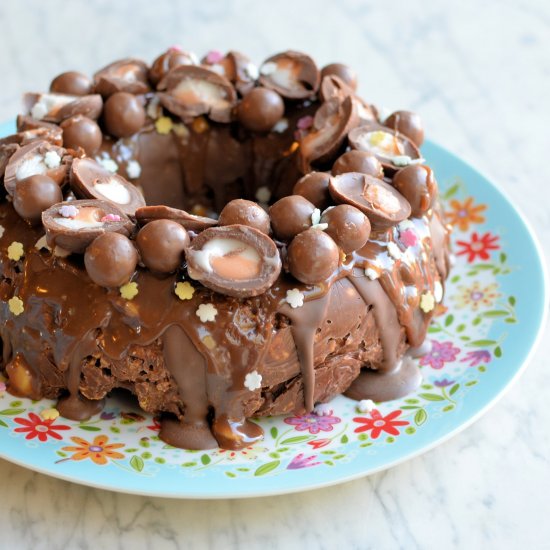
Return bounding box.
[287,453,321,470]
[461,350,492,367]
[284,413,341,434]
[419,340,460,369]
[13,412,70,442]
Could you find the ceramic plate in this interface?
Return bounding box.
[0,120,546,499]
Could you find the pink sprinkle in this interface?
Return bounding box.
[297,116,314,130]
[0,382,6,392]
[205,50,224,64]
[168,44,183,52]
[400,229,418,247]
[101,214,121,223]
[59,205,78,218]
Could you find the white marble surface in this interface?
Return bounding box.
[1,0,549,548]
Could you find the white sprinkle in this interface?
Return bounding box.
[244,370,262,391]
[196,303,218,323]
[391,155,425,167]
[98,158,118,173]
[365,267,380,280]
[286,288,304,309]
[209,63,225,76]
[357,399,376,413]
[272,118,289,133]
[126,160,142,179]
[434,280,443,303]
[313,403,333,416]
[387,241,402,260]
[311,208,321,226]
[34,235,51,251]
[260,62,277,76]
[0,225,4,239]
[255,186,271,203]
[311,223,328,231]
[244,62,259,80]
[43,151,61,169]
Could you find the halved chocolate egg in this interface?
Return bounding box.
[93,58,151,97]
[42,199,134,253]
[135,205,218,232]
[70,158,145,216]
[329,172,411,230]
[186,225,282,298]
[24,92,103,123]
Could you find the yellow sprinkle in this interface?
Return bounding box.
[420,292,435,313]
[369,131,387,146]
[155,116,174,135]
[40,408,60,421]
[175,281,195,301]
[7,241,24,261]
[202,335,216,350]
[192,116,209,133]
[120,282,139,300]
[8,296,24,316]
[283,141,300,157]
[172,123,190,139]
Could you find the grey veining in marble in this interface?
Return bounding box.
[0,0,549,548]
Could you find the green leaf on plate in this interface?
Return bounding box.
[414,409,428,426]
[449,383,460,396]
[0,419,8,428]
[427,326,442,334]
[225,472,237,478]
[508,296,516,306]
[481,310,508,318]
[254,460,280,477]
[418,393,445,402]
[280,435,312,445]
[181,462,197,467]
[0,408,25,416]
[130,455,144,473]
[200,454,211,466]
[494,346,502,358]
[444,314,454,327]
[79,425,101,432]
[469,339,497,347]
[340,434,349,444]
[270,427,278,439]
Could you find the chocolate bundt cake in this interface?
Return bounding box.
[0,48,451,450]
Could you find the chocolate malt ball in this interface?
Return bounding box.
[218,199,271,235]
[392,164,437,217]
[269,195,316,241]
[320,63,358,91]
[384,110,424,147]
[103,92,146,138]
[237,88,285,132]
[287,228,340,284]
[50,71,92,96]
[136,219,190,273]
[332,150,383,178]
[321,204,371,254]
[292,172,332,210]
[13,174,63,225]
[61,115,103,155]
[84,232,138,287]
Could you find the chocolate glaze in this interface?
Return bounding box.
[0,49,452,452]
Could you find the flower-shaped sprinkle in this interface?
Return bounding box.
[43,151,61,169]
[311,208,321,226]
[387,241,402,260]
[8,296,24,316]
[175,281,195,301]
[126,160,141,179]
[100,214,121,222]
[434,281,443,303]
[244,370,262,391]
[420,292,435,313]
[155,116,173,135]
[59,204,79,218]
[0,225,5,238]
[98,158,118,173]
[272,118,289,133]
[205,50,224,64]
[196,303,218,322]
[286,288,304,309]
[255,186,271,203]
[313,403,333,416]
[357,399,376,413]
[120,282,139,300]
[7,241,24,261]
[40,408,60,421]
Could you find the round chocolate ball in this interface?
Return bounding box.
[84,232,138,288]
[218,199,271,234]
[320,205,371,254]
[392,165,437,217]
[384,110,424,147]
[50,71,92,96]
[320,63,358,91]
[292,172,332,210]
[136,220,190,273]
[332,150,383,178]
[287,229,340,284]
[269,195,316,241]
[103,92,146,138]
[237,88,285,132]
[60,115,103,155]
[13,174,63,225]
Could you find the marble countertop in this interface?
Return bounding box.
[1,0,549,548]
